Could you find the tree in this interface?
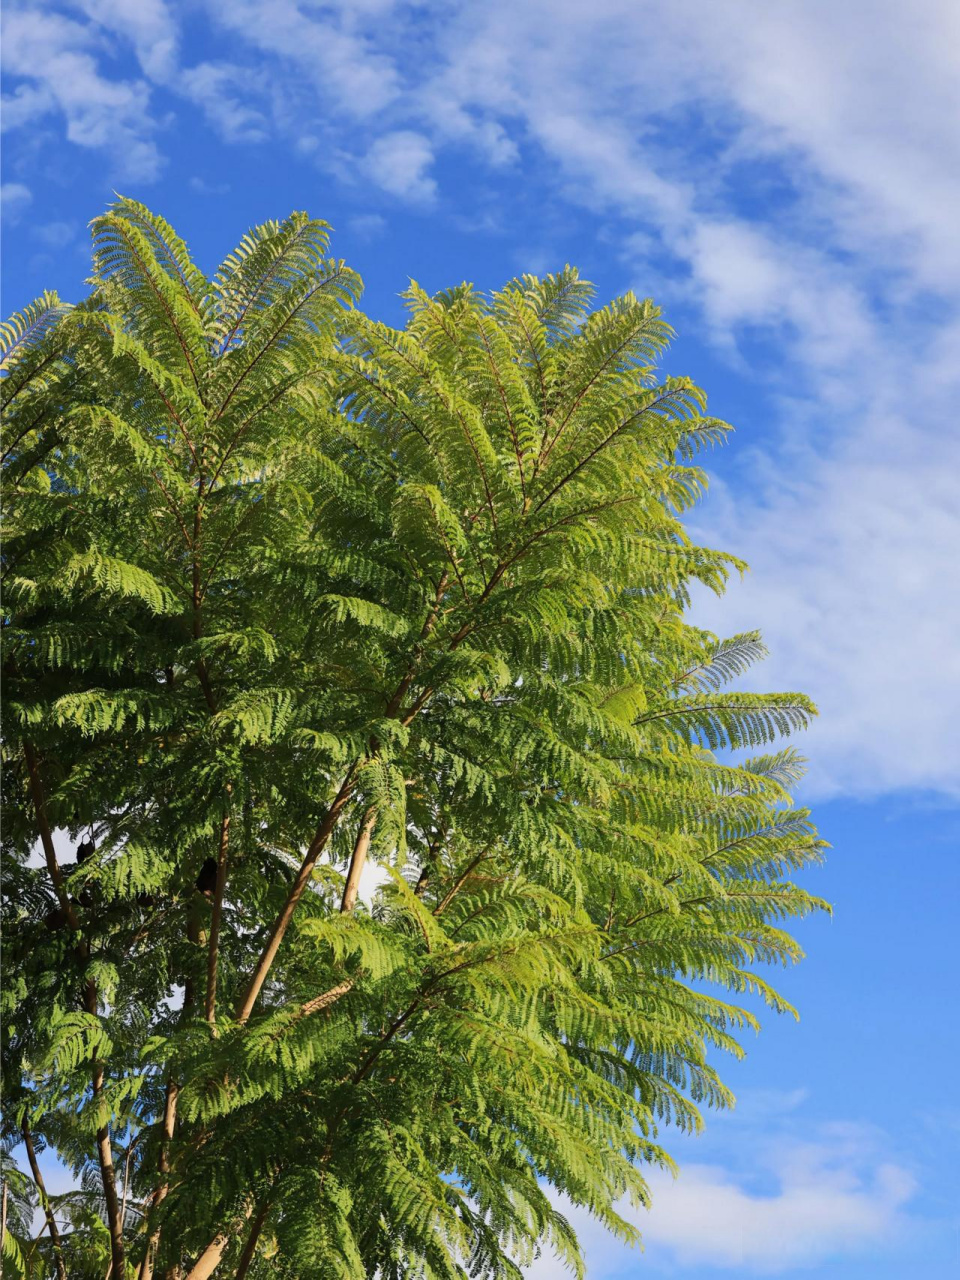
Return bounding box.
[2,200,827,1278]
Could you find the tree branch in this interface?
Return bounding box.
[340,806,377,915]
[22,1120,67,1280]
[234,763,359,1024]
[205,812,231,1028]
[24,741,127,1274]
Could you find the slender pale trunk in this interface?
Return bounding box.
[184,1201,253,1280]
[24,742,126,1277]
[234,1189,274,1280]
[93,1091,125,1276]
[234,765,358,1023]
[104,1139,133,1280]
[234,572,451,1023]
[205,813,231,1027]
[138,1078,179,1280]
[22,1120,67,1280]
[119,1141,133,1238]
[340,806,377,914]
[183,1233,229,1280]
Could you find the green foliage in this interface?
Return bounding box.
[2,201,827,1278]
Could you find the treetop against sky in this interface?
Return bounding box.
[2,1,958,1276]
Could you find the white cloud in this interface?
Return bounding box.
[0,81,55,131]
[364,130,437,204]
[201,0,402,121]
[31,219,76,247]
[688,389,960,800]
[188,176,230,196]
[1,181,32,222]
[179,61,269,144]
[1,4,162,181]
[682,0,960,290]
[638,1142,915,1272]
[70,0,179,81]
[525,1119,920,1276]
[347,212,387,241]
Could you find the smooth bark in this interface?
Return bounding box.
[22,1120,67,1280]
[234,1190,274,1280]
[340,806,377,914]
[24,741,126,1277]
[205,813,231,1027]
[234,765,358,1024]
[137,1078,179,1280]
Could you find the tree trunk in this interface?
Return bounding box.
[137,1078,179,1280]
[234,1191,273,1280]
[25,742,126,1277]
[234,765,358,1023]
[93,1091,126,1278]
[22,1120,67,1280]
[183,1233,230,1280]
[183,1201,252,1280]
[340,806,377,914]
[205,813,231,1027]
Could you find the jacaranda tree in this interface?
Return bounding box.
[2,200,827,1279]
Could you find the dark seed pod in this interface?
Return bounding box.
[44,897,80,931]
[195,857,218,896]
[44,905,70,932]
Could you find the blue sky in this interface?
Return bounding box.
[3,1,959,1273]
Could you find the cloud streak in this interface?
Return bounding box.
[525,1115,921,1276]
[638,1138,915,1272]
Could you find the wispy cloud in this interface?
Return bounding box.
[71,0,179,81]
[525,1107,923,1276]
[637,1135,915,1272]
[0,181,32,222]
[179,61,269,144]
[363,130,436,204]
[31,219,76,248]
[346,212,387,241]
[202,0,402,121]
[1,3,163,180]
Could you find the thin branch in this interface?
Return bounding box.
[532,387,679,515]
[23,742,126,1275]
[234,1185,276,1280]
[475,320,527,502]
[537,319,652,471]
[298,979,354,1019]
[212,269,349,423]
[234,763,359,1024]
[205,812,232,1027]
[108,219,201,389]
[22,1120,67,1280]
[137,1079,178,1280]
[433,847,492,917]
[340,806,377,915]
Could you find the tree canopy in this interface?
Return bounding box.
[1,200,827,1279]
